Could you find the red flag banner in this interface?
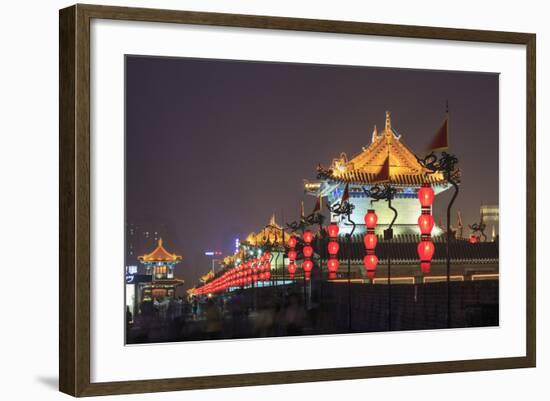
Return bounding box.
[372,155,390,183]
[428,117,449,151]
[341,183,350,203]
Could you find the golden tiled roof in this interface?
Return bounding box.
[317,111,446,186]
[138,238,182,262]
[244,214,293,246]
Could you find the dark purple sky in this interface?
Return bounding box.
[125,55,498,288]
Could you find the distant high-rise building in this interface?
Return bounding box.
[480,204,499,241]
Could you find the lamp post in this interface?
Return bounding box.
[416,151,460,328]
[327,196,356,332]
[362,184,398,330]
[287,208,325,310]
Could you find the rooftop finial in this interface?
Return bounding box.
[371,125,378,143]
[385,111,392,132]
[158,238,163,247]
[269,213,276,226]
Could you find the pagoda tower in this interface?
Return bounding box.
[138,238,184,301]
[305,111,450,236]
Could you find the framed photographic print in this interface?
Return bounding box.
[59,4,536,397]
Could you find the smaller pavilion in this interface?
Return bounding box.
[138,238,184,301]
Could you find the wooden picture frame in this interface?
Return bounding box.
[59,3,536,397]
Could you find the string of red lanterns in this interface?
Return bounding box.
[287,236,298,279]
[417,183,435,273]
[302,230,314,280]
[327,222,340,279]
[363,209,378,279]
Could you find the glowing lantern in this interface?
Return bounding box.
[303,245,313,258]
[364,209,378,229]
[417,240,435,273]
[420,262,431,274]
[303,230,314,244]
[327,258,339,272]
[417,183,435,274]
[328,241,339,256]
[327,221,340,278]
[287,262,297,277]
[363,209,378,278]
[328,223,339,237]
[302,259,313,280]
[288,250,297,261]
[418,183,435,207]
[418,214,435,235]
[288,236,297,248]
[363,233,377,250]
[363,254,379,271]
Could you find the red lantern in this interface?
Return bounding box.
[287,250,297,261]
[363,254,378,271]
[420,261,431,274]
[303,245,313,258]
[303,259,313,280]
[418,183,435,207]
[364,209,378,229]
[469,235,479,244]
[363,209,378,277]
[327,258,339,273]
[287,262,297,275]
[328,241,339,255]
[303,230,314,244]
[327,222,340,278]
[417,240,435,261]
[288,236,297,248]
[418,214,435,235]
[328,223,339,237]
[363,233,377,250]
[264,271,271,281]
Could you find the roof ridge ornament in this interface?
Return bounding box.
[371,125,378,143]
[385,110,392,134]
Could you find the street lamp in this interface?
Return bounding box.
[327,222,340,280]
[416,151,460,328]
[362,183,398,330]
[417,183,435,274]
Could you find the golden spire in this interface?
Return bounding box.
[269,213,276,226]
[385,110,392,134]
[158,238,163,247]
[371,125,378,143]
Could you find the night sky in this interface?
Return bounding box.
[125,55,499,289]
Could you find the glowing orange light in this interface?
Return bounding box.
[288,236,297,248]
[364,209,378,229]
[417,240,435,261]
[363,254,378,271]
[418,183,435,207]
[328,241,339,255]
[418,214,435,235]
[363,233,378,250]
[327,258,339,273]
[328,223,339,238]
